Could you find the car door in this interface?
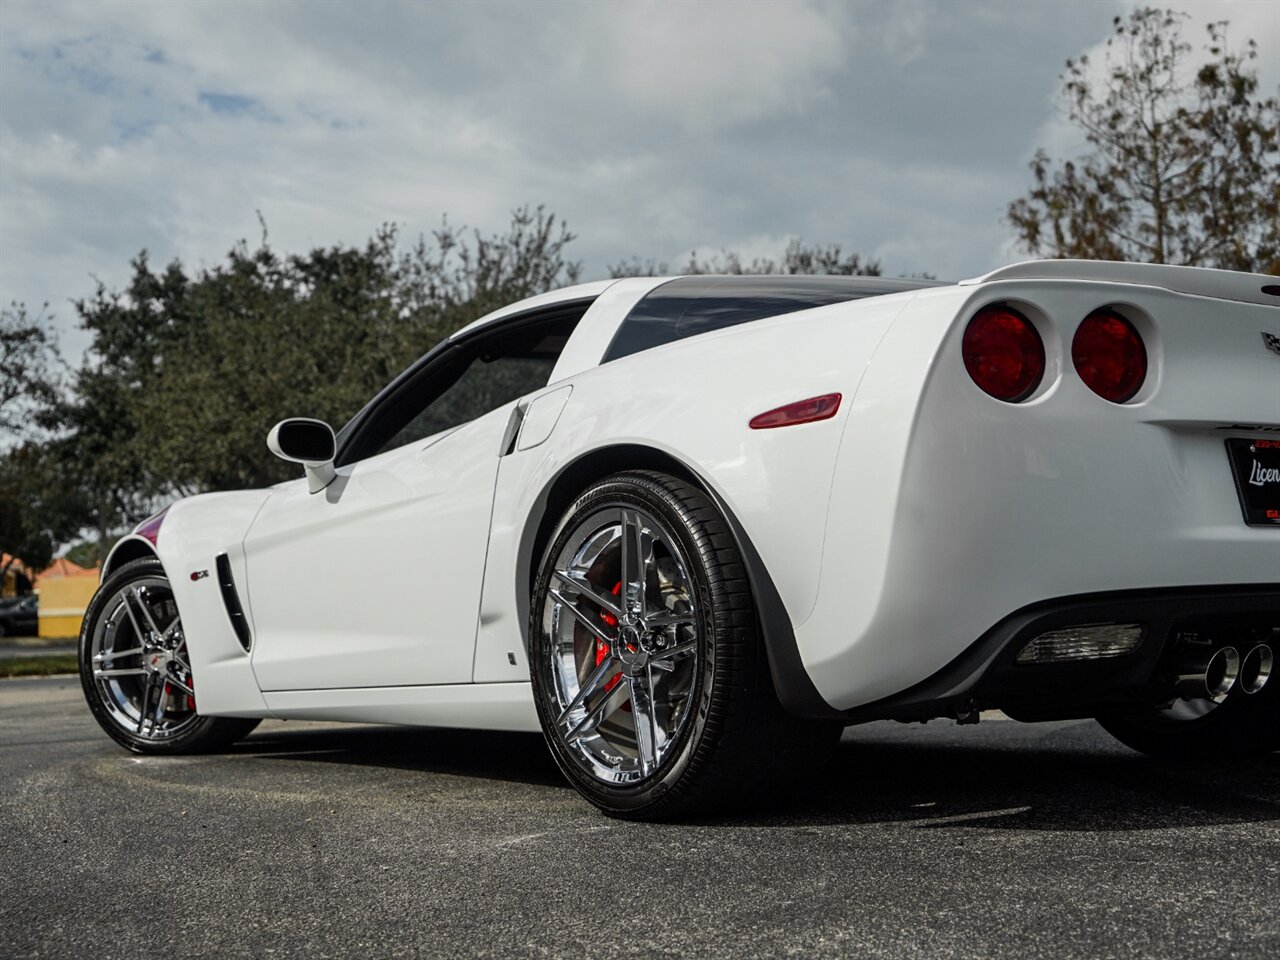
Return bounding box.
[242,307,585,691]
[243,406,511,691]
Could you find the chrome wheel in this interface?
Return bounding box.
[533,472,841,819]
[539,506,700,785]
[88,575,198,742]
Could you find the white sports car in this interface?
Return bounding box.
[79,260,1280,818]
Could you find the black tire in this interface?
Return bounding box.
[79,557,259,755]
[1097,669,1280,760]
[530,471,841,820]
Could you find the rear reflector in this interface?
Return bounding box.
[1016,623,1145,665]
[749,393,842,429]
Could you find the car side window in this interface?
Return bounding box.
[337,300,593,466]
[382,354,556,453]
[601,276,933,363]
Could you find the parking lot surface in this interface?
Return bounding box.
[2,675,1277,959]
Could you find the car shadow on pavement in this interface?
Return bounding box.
[232,724,567,789]
[229,720,1279,830]
[719,735,1280,832]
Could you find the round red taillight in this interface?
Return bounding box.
[1072,310,1147,403]
[961,305,1045,402]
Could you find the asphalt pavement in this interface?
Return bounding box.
[2,675,1276,959]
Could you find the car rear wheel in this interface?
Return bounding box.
[79,557,259,754]
[530,471,840,819]
[1097,646,1280,759]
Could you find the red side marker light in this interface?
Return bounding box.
[134,505,171,546]
[749,393,842,430]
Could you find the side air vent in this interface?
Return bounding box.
[215,553,252,651]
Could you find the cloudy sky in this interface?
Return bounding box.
[1,0,1276,358]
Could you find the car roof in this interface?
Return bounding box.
[448,279,620,341]
[448,273,953,342]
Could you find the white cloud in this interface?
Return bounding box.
[874,1,931,64]
[0,0,1274,363]
[599,2,849,131]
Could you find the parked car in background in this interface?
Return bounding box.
[78,260,1279,819]
[0,596,39,637]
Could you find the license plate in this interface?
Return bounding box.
[1226,438,1280,526]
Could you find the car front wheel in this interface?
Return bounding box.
[79,557,259,754]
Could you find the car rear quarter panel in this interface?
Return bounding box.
[801,279,1280,710]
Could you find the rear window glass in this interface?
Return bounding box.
[602,275,929,363]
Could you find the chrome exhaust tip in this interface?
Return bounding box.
[1239,644,1274,696]
[1205,646,1241,703]
[1175,645,1240,703]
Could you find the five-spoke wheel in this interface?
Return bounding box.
[540,504,701,784]
[531,471,841,819]
[86,572,199,742]
[79,558,258,754]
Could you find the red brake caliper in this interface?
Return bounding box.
[597,581,627,700]
[161,680,196,714]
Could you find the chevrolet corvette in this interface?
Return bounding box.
[79,260,1280,818]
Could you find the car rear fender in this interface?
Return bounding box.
[802,274,1280,711]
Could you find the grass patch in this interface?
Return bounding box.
[0,655,79,677]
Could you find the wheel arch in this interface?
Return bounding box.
[102,535,160,579]
[518,443,842,720]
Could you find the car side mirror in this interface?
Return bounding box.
[267,418,337,494]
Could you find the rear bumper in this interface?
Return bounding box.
[843,584,1280,723]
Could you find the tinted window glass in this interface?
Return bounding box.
[602,276,930,362]
[383,354,555,452]
[336,300,593,466]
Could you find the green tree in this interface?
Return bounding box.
[62,539,104,570]
[0,442,89,586]
[45,205,580,546]
[0,305,71,584]
[1007,7,1280,273]
[610,238,882,278]
[0,303,63,442]
[0,446,54,588]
